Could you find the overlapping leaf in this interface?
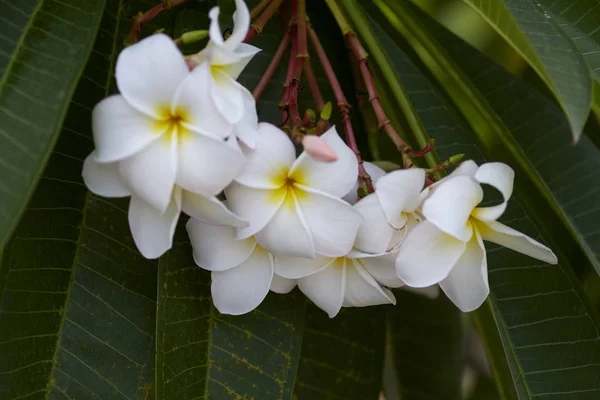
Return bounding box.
[455,0,592,141]
[358,2,600,397]
[0,0,107,248]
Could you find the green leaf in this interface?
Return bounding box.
[455,0,592,141]
[0,0,107,248]
[0,2,160,399]
[156,242,306,399]
[386,290,463,400]
[359,2,600,398]
[293,304,385,400]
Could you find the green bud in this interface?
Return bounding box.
[320,102,333,121]
[449,153,465,165]
[181,30,209,45]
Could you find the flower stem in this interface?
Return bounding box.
[304,61,325,112]
[127,0,191,43]
[250,0,272,20]
[308,25,373,194]
[253,29,291,102]
[245,0,285,42]
[280,24,298,127]
[287,0,308,132]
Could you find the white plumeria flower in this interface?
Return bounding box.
[187,218,275,315]
[225,123,363,259]
[187,0,261,138]
[92,33,245,214]
[83,156,246,259]
[353,168,428,255]
[274,252,396,318]
[395,161,558,312]
[270,274,297,294]
[342,161,386,204]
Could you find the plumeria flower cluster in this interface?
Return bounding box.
[82,0,558,318]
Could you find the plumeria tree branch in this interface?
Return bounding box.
[245,0,285,42]
[127,0,192,44]
[252,29,291,101]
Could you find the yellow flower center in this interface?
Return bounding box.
[154,105,192,146]
[267,166,309,209]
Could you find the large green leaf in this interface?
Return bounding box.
[355,2,600,398]
[0,0,107,248]
[454,0,592,141]
[293,304,385,399]
[386,290,463,400]
[0,1,161,399]
[156,241,306,399]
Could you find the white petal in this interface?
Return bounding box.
[255,191,315,258]
[295,186,363,257]
[92,96,160,163]
[224,43,261,79]
[234,87,260,149]
[234,122,296,189]
[119,133,177,213]
[225,182,284,239]
[472,162,515,222]
[448,160,479,179]
[177,131,244,197]
[224,0,251,49]
[342,161,386,204]
[186,219,256,271]
[274,254,333,279]
[395,221,466,287]
[115,34,188,118]
[128,190,181,259]
[181,192,247,228]
[172,62,232,138]
[476,220,558,264]
[82,153,130,197]
[375,168,426,229]
[422,175,482,242]
[208,6,225,46]
[440,230,489,312]
[354,251,404,288]
[298,259,345,318]
[211,70,245,124]
[401,285,440,299]
[211,247,273,315]
[270,274,297,294]
[290,126,358,197]
[344,260,396,307]
[353,194,395,254]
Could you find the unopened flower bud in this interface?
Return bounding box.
[302,135,338,162]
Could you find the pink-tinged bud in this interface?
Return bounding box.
[302,135,338,162]
[185,58,198,71]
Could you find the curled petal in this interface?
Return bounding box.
[128,190,181,259]
[119,133,177,213]
[181,193,247,228]
[343,161,386,204]
[375,168,426,229]
[92,96,160,163]
[396,221,466,287]
[82,153,130,197]
[177,131,244,197]
[290,126,358,197]
[270,274,297,294]
[234,87,260,149]
[448,160,479,179]
[353,194,395,254]
[173,62,232,138]
[440,230,488,312]
[234,123,296,189]
[225,0,251,50]
[472,162,515,222]
[352,251,403,288]
[225,182,285,239]
[476,220,558,264]
[208,7,225,46]
[298,259,345,318]
[186,219,256,271]
[115,34,188,118]
[274,254,333,279]
[211,247,273,315]
[223,43,261,79]
[255,191,315,258]
[344,260,396,307]
[422,175,482,242]
[295,186,363,257]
